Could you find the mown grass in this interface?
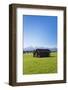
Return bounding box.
[23,52,57,74]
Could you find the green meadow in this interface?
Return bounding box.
[23,52,57,74]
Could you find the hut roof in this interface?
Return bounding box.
[35,49,50,52]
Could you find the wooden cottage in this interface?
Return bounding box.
[33,49,51,57]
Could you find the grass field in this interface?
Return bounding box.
[23,52,57,74]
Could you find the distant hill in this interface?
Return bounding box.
[49,48,57,52]
[23,46,57,52]
[24,46,35,51]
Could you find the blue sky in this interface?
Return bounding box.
[23,15,57,48]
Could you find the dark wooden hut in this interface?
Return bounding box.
[33,49,51,57]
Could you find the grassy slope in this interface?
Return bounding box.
[23,52,57,74]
